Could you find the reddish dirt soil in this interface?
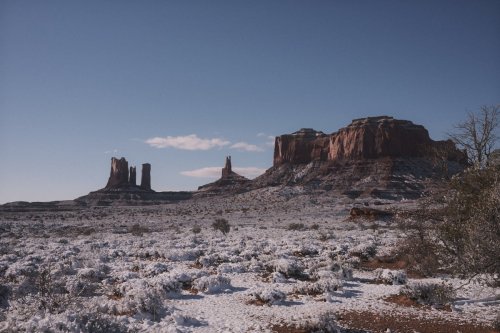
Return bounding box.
[337,310,498,333]
[383,294,452,312]
[360,255,425,278]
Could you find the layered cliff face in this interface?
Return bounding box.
[273,116,466,166]
[106,157,129,188]
[328,117,432,160]
[273,128,330,165]
[254,116,468,199]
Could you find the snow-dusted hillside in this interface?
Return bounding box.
[0,188,498,332]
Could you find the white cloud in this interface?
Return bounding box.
[145,134,230,150]
[180,167,221,178]
[234,167,267,178]
[256,132,276,146]
[104,149,118,154]
[181,166,266,179]
[230,142,264,152]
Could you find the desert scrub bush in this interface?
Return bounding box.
[349,242,377,260]
[330,261,353,280]
[129,223,149,236]
[75,312,129,333]
[493,313,500,331]
[191,225,201,234]
[143,262,169,277]
[248,287,286,306]
[0,283,10,308]
[272,259,306,280]
[117,283,168,321]
[293,279,342,296]
[192,275,231,293]
[296,311,343,333]
[287,222,306,231]
[374,268,407,285]
[212,218,230,235]
[403,165,500,280]
[400,282,455,306]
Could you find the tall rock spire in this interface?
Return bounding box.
[222,156,232,178]
[140,163,151,191]
[129,166,137,186]
[106,157,129,188]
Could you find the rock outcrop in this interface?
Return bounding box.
[222,156,232,178]
[140,163,152,191]
[76,158,193,205]
[274,128,330,166]
[251,116,468,200]
[197,156,250,195]
[106,157,129,188]
[101,157,153,192]
[273,117,466,166]
[129,167,137,186]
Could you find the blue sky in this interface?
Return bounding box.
[1,0,499,203]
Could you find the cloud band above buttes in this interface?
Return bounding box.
[145,134,265,152]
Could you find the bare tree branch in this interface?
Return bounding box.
[448,105,500,168]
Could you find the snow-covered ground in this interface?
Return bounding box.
[0,187,498,332]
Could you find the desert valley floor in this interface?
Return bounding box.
[0,187,498,333]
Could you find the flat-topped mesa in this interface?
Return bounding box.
[273,116,466,166]
[106,157,129,188]
[329,116,433,160]
[274,128,329,165]
[222,156,232,178]
[140,163,152,191]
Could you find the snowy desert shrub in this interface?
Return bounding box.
[493,313,500,331]
[293,279,342,296]
[126,287,167,321]
[172,312,205,327]
[272,259,305,279]
[192,275,231,293]
[5,261,38,281]
[212,218,230,235]
[349,242,377,260]
[191,225,201,234]
[77,266,108,282]
[271,272,288,283]
[248,287,286,305]
[318,231,335,241]
[129,223,150,236]
[66,278,99,297]
[330,261,353,280]
[297,311,344,333]
[329,244,349,261]
[166,249,201,262]
[74,312,128,333]
[400,282,455,306]
[0,283,10,308]
[143,262,169,277]
[287,222,305,231]
[374,268,407,285]
[217,263,246,274]
[293,245,319,257]
[197,252,229,267]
